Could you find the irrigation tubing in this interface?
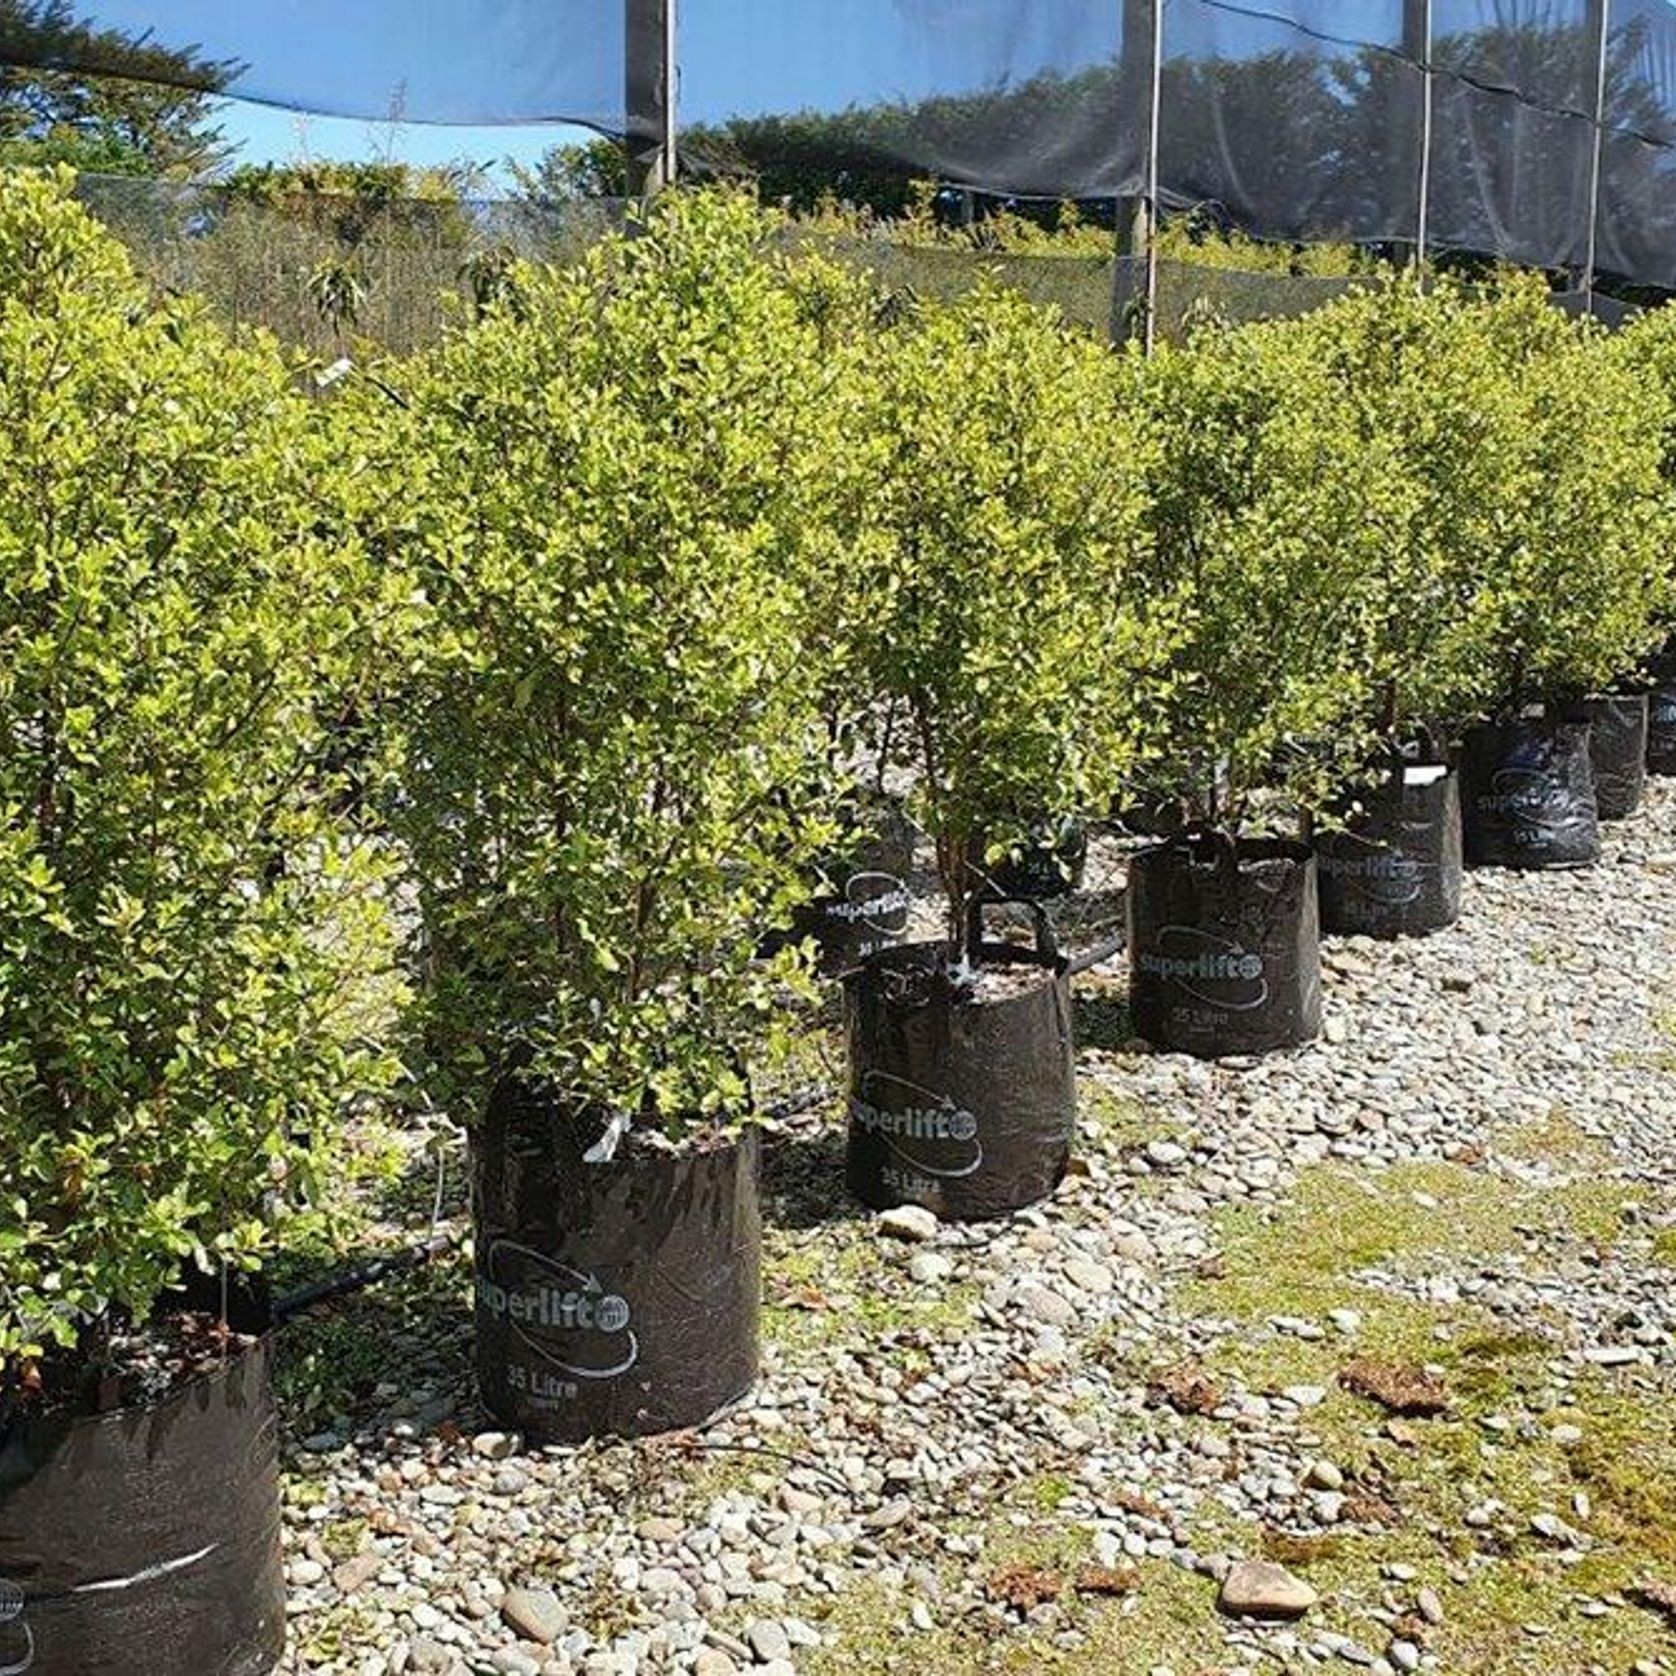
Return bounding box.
[272,1231,457,1327]
[1065,931,1126,977]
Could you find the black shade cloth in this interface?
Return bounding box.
[11,2,1676,287]
[1159,1,1423,242]
[680,0,1134,198]
[1428,1,1598,270]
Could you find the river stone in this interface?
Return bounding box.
[878,1205,939,1243]
[909,1251,954,1284]
[501,1585,567,1645]
[1217,1559,1319,1620]
[746,1620,792,1663]
[1305,1459,1346,1493]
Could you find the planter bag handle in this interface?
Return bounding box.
[1408,722,1443,765]
[967,898,1060,969]
[1390,724,1444,777]
[1182,823,1243,887]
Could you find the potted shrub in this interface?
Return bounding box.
[1285,276,1537,936]
[839,283,1169,1220]
[1451,283,1669,862]
[1126,313,1391,1055]
[1608,308,1676,782]
[0,172,398,1676]
[372,193,845,1442]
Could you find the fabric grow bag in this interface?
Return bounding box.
[1117,795,1189,840]
[1316,757,1463,940]
[0,1332,285,1676]
[785,870,913,976]
[984,821,1089,903]
[1649,686,1676,777]
[1128,832,1322,1058]
[761,802,916,976]
[1565,695,1647,820]
[1460,718,1599,869]
[845,919,1075,1222]
[472,1084,761,1443]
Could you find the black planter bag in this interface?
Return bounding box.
[472,1085,761,1443]
[761,804,916,976]
[1316,757,1463,940]
[983,821,1089,903]
[1564,695,1647,820]
[1460,718,1599,869]
[1649,688,1676,777]
[1116,795,1189,840]
[845,915,1075,1222]
[785,869,912,977]
[0,1334,285,1676]
[1128,832,1322,1058]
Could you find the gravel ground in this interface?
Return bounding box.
[275,785,1676,1676]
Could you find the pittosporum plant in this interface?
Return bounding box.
[1602,304,1676,660]
[368,190,847,1142]
[1132,311,1393,827]
[1235,276,1668,744]
[844,283,1173,960]
[0,171,402,1395]
[769,249,911,881]
[1615,302,1676,486]
[1281,275,1532,736]
[1449,279,1671,709]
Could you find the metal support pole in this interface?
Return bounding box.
[626,0,676,197]
[665,0,678,185]
[1142,0,1166,353]
[1404,0,1434,275]
[1582,0,1611,314]
[1113,0,1162,345]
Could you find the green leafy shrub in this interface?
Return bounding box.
[1281,275,1547,734]
[1133,276,1671,828]
[1133,310,1393,825]
[766,251,914,872]
[1301,276,1671,724]
[1606,304,1676,649]
[0,171,401,1389]
[844,283,1174,953]
[370,190,847,1140]
[1152,217,1381,280]
[1454,279,1671,707]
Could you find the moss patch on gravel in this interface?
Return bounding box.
[1175,1158,1676,1675]
[1077,1078,1180,1153]
[799,1555,1235,1676]
[795,1149,1676,1673]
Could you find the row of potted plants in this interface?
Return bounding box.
[7,170,1676,1672]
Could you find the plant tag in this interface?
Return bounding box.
[583,1110,633,1165]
